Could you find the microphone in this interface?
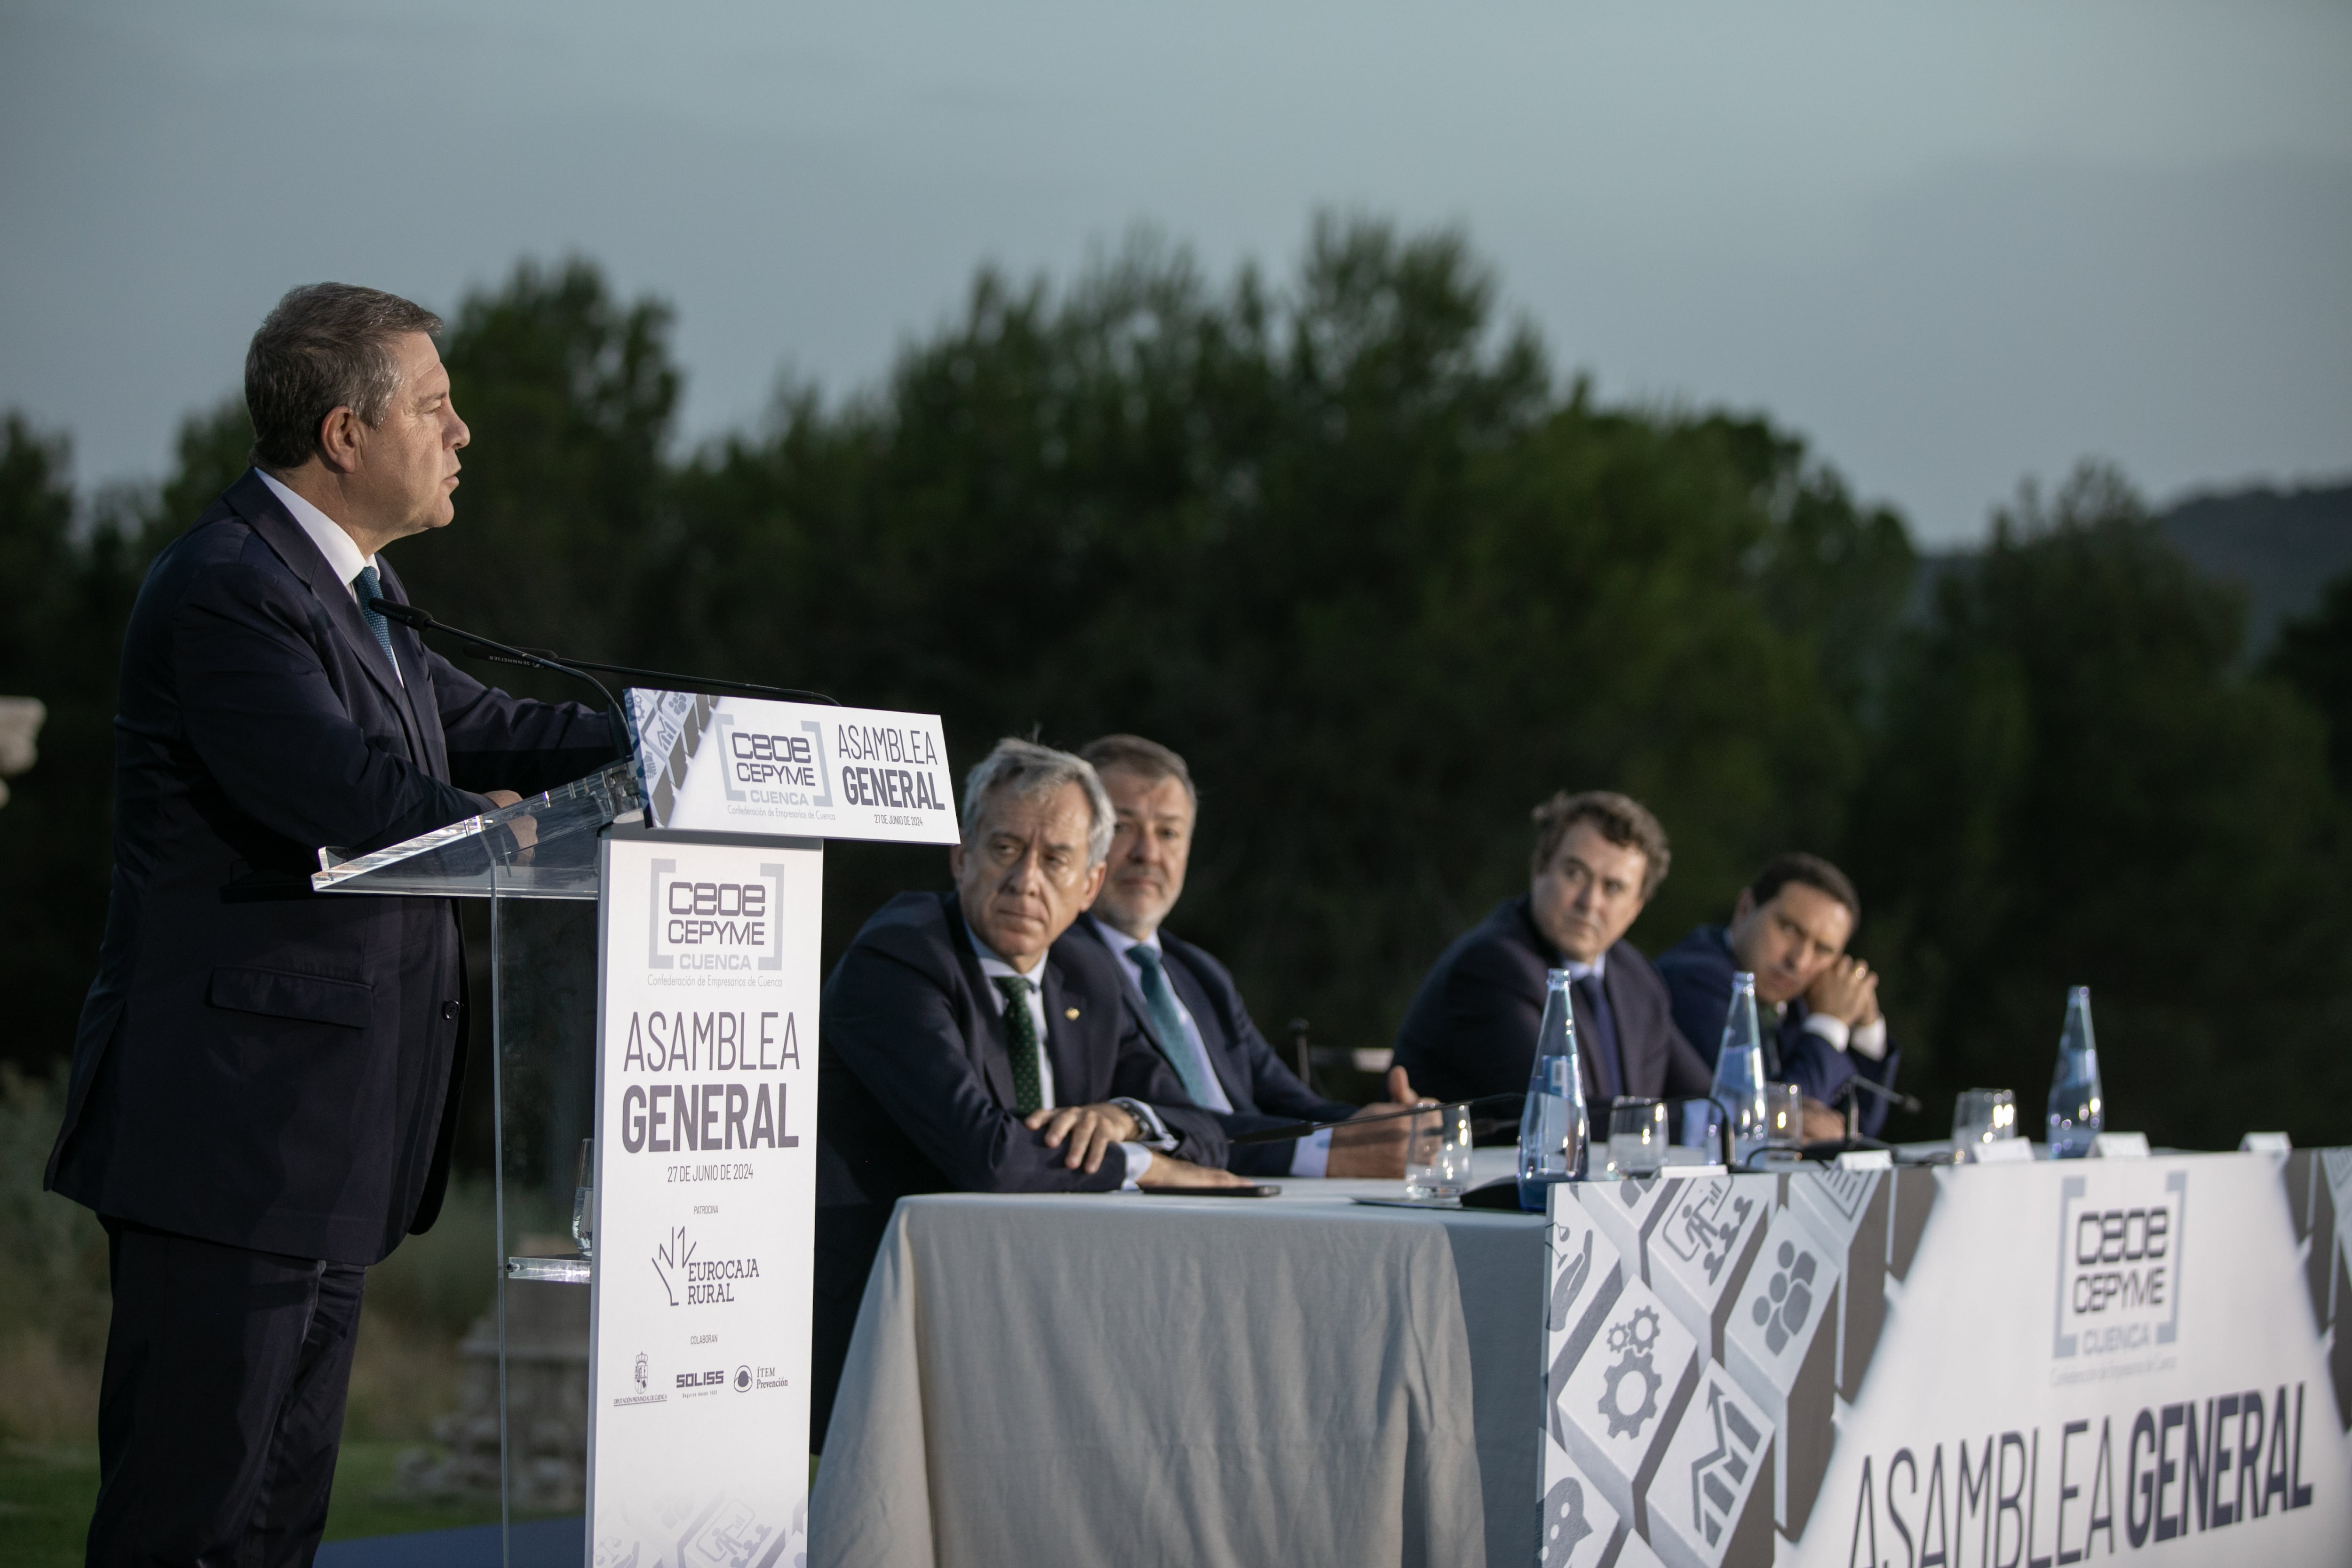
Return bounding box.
[364,598,838,708]
[1836,1073,1924,1116]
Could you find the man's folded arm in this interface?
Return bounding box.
[174,568,493,852]
[1230,1009,1356,1124]
[1106,1025,1229,1170]
[825,945,1128,1193]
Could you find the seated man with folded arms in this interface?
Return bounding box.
[1654,852,1902,1140]
[1073,735,1423,1179]
[813,738,1243,1444]
[1391,790,1713,1125]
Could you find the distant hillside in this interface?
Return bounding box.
[2156,480,2352,653]
[1912,478,2352,656]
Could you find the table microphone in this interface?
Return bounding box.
[365,597,837,707]
[1836,1074,1924,1116]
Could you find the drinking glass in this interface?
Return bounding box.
[1952,1089,2018,1155]
[1764,1084,1804,1150]
[1404,1102,1475,1199]
[570,1138,595,1258]
[1605,1098,1669,1179]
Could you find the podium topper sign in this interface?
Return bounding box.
[624,689,961,845]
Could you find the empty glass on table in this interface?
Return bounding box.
[1404,1101,1475,1199]
[1953,1087,2018,1156]
[1605,1097,1669,1179]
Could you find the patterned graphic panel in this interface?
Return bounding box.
[1546,1156,2352,1565]
[1648,1177,1769,1361]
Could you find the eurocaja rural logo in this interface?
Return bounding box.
[646,858,786,973]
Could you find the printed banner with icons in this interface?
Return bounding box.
[1541,1152,2352,1568]
[586,833,826,1568]
[623,689,961,845]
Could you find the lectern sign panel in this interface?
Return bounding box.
[588,832,823,1568]
[624,689,960,844]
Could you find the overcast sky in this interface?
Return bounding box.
[2,0,2346,543]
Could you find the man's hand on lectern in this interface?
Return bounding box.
[1136,1154,1254,1190]
[482,789,538,850]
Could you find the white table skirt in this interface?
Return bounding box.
[809,1165,1547,1568]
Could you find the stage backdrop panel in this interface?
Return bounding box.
[587,829,825,1568]
[1543,1154,2352,1568]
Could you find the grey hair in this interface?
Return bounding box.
[246,282,444,470]
[960,738,1116,868]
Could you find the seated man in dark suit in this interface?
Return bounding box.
[814,738,1242,1443]
[1073,735,1422,1179]
[1392,790,1712,1125]
[1654,853,1903,1139]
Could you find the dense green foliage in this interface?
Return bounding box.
[2,220,2347,1146]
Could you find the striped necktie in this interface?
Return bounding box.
[353,564,397,670]
[992,974,1046,1114]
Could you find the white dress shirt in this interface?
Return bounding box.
[256,470,402,686]
[1088,915,1332,1178]
[966,926,1159,1187]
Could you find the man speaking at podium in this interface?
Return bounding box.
[45,283,613,1566]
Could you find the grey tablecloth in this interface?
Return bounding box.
[808,1169,1546,1568]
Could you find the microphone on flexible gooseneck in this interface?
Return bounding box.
[363,598,839,708]
[366,597,619,712]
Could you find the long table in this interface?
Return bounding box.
[809,1149,2352,1568]
[810,1159,1544,1568]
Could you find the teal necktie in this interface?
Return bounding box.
[353,565,397,670]
[992,974,1045,1114]
[1128,944,1217,1108]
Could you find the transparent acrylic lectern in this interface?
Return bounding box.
[315,759,643,1547]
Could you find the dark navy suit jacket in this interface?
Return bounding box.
[1653,924,1904,1138]
[1391,896,1713,1123]
[1077,916,1356,1178]
[812,891,1227,1442]
[45,470,612,1265]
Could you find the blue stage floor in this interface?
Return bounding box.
[317,1516,583,1567]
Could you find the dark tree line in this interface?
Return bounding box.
[4,217,2348,1147]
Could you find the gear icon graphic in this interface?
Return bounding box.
[1606,1304,1662,1355]
[1598,1346,1662,1439]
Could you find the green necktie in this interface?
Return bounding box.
[992,974,1045,1114]
[1128,943,1218,1109]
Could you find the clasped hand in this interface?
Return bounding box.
[1804,955,1879,1027]
[1023,1101,1142,1174]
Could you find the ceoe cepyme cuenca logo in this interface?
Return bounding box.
[2053,1168,2186,1360]
[646,857,786,973]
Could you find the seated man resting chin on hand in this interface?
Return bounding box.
[1076,734,1425,1181]
[1654,852,1903,1141]
[812,738,1243,1446]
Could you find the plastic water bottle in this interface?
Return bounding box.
[1518,969,1590,1210]
[2046,987,2103,1159]
[1711,971,1770,1168]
